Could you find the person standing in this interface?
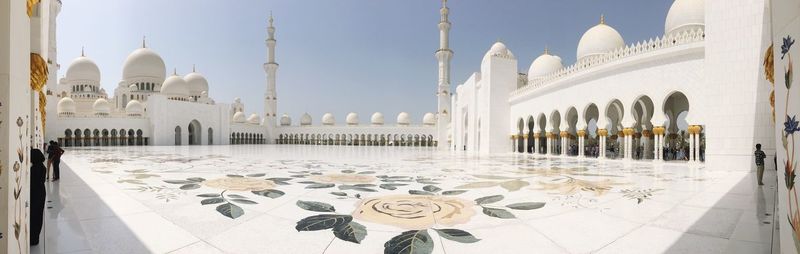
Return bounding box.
[29,149,46,245]
[50,141,64,181]
[755,143,766,185]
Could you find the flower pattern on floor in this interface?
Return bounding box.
[58,146,741,254]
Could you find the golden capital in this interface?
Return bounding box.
[652,126,665,135]
[688,125,703,134]
[577,130,586,137]
[623,128,635,136]
[533,132,541,138]
[560,131,569,138]
[598,129,608,136]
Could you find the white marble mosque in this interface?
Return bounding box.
[0,0,792,253]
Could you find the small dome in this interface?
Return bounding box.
[65,55,101,82]
[125,100,143,115]
[321,113,335,126]
[300,113,312,126]
[482,42,515,62]
[397,112,410,126]
[280,114,292,126]
[528,50,564,78]
[665,0,705,36]
[234,97,242,104]
[122,47,166,81]
[184,70,209,96]
[423,113,436,126]
[247,114,261,124]
[371,112,384,125]
[233,112,246,123]
[92,98,111,115]
[160,73,190,97]
[56,97,76,115]
[200,91,208,98]
[577,16,625,61]
[346,112,359,126]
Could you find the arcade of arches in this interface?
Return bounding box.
[512,92,704,162]
[58,128,148,147]
[277,133,437,147]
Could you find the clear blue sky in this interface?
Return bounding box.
[57,0,673,124]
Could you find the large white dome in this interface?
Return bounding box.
[397,112,410,126]
[122,47,166,81]
[125,100,144,115]
[233,112,246,123]
[423,113,436,126]
[184,70,209,96]
[665,0,705,36]
[577,17,625,61]
[322,113,335,126]
[92,98,111,115]
[280,114,292,126]
[528,50,564,78]
[247,114,261,125]
[160,73,190,97]
[300,113,312,126]
[56,97,76,115]
[482,42,515,62]
[346,112,359,126]
[371,112,384,125]
[65,55,101,82]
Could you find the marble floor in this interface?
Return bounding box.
[31,145,777,254]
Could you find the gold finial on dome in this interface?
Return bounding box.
[600,14,605,24]
[543,45,550,55]
[173,68,177,75]
[81,46,85,57]
[192,64,196,72]
[142,35,146,48]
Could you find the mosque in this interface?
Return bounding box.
[451,0,774,169]
[44,15,438,148]
[44,0,773,169]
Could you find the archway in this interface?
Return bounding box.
[526,116,535,153]
[549,111,561,155]
[174,126,182,146]
[632,95,655,160]
[584,103,600,157]
[566,107,579,156]
[188,120,201,145]
[208,128,214,145]
[605,99,625,159]
[663,91,690,161]
[537,113,547,154]
[64,129,73,147]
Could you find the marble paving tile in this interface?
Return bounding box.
[595,225,729,254]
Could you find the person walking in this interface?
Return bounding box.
[50,141,64,181]
[29,149,46,245]
[755,143,766,186]
[45,140,54,180]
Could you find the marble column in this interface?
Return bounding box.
[560,131,568,156]
[598,129,608,158]
[1,0,34,251]
[511,135,517,153]
[653,126,665,161]
[533,132,541,155]
[688,125,702,162]
[546,132,552,155]
[577,130,586,157]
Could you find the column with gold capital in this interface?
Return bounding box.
[623,128,635,160]
[533,132,541,155]
[545,132,553,155]
[560,131,569,156]
[598,129,608,158]
[653,126,665,161]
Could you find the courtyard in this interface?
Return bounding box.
[33,145,774,254]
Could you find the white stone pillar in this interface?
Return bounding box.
[534,133,540,155]
[1,0,33,251]
[546,133,552,155]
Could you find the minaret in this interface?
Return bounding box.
[263,13,279,141]
[435,0,453,149]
